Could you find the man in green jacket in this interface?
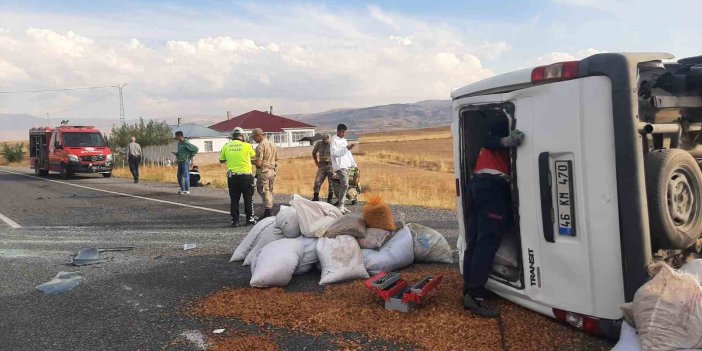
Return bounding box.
[173,131,199,194]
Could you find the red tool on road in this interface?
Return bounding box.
[364,271,444,313]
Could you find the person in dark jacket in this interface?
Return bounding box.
[463,116,524,318]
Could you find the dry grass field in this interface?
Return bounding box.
[113,127,457,209]
[0,141,28,167]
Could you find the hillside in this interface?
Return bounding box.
[0,99,453,140]
[287,100,452,132]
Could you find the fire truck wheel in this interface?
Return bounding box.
[59,163,70,180]
[102,172,112,178]
[645,149,702,250]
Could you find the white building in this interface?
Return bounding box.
[170,123,230,152]
[209,110,315,148]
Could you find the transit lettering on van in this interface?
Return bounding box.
[528,249,536,287]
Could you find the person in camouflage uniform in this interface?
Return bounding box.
[331,166,361,205]
[252,128,278,219]
[312,134,334,202]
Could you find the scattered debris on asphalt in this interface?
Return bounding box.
[183,243,197,250]
[210,335,278,351]
[72,248,107,266]
[212,329,225,334]
[193,265,612,351]
[72,247,135,266]
[180,330,208,351]
[35,271,84,295]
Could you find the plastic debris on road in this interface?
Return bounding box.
[212,329,225,334]
[72,248,107,266]
[183,243,197,250]
[36,271,84,295]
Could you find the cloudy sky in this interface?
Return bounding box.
[0,0,700,121]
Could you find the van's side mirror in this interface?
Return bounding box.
[54,142,62,149]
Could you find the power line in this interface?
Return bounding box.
[0,85,119,94]
[49,91,116,116]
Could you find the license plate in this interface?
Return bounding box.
[555,160,576,236]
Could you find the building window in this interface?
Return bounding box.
[291,131,312,143]
[204,141,213,152]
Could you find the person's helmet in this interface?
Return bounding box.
[232,127,244,139]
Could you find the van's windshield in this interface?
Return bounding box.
[63,133,107,147]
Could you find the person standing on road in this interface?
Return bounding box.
[220,127,257,227]
[330,124,356,214]
[126,136,142,183]
[462,116,524,318]
[251,128,278,219]
[312,133,334,202]
[173,131,198,195]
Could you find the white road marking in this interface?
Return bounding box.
[0,169,229,215]
[0,211,21,228]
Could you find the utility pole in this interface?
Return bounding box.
[118,83,126,125]
[46,112,49,125]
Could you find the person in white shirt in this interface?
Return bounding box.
[330,123,356,214]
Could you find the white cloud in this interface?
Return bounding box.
[528,48,604,66]
[0,6,500,118]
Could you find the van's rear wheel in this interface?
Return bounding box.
[645,149,702,249]
[102,172,112,178]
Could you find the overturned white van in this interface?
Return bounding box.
[452,53,702,338]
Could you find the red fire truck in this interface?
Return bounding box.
[29,126,113,179]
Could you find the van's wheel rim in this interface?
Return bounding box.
[667,169,698,228]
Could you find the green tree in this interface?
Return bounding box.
[108,119,172,148]
[2,142,24,163]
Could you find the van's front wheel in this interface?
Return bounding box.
[645,149,702,250]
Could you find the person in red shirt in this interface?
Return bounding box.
[463,117,524,318]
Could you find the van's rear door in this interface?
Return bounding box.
[511,76,626,319]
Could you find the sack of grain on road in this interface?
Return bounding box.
[243,223,285,266]
[621,263,702,351]
[494,231,519,268]
[316,235,369,285]
[407,223,453,264]
[357,228,393,249]
[293,236,319,276]
[250,239,303,288]
[276,205,301,238]
[230,217,280,262]
[362,225,414,275]
[290,194,343,237]
[323,214,366,238]
[681,259,702,282]
[362,196,396,232]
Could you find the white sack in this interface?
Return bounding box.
[324,214,366,238]
[250,239,302,287]
[230,217,279,262]
[362,226,414,275]
[290,194,342,237]
[612,322,641,351]
[407,223,453,264]
[457,228,466,275]
[625,263,702,351]
[681,259,702,282]
[358,228,392,249]
[276,205,301,238]
[294,236,318,275]
[316,235,368,285]
[494,232,519,268]
[242,219,285,266]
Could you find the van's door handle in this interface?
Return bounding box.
[539,152,555,243]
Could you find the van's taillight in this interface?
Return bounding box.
[553,308,601,336]
[531,61,579,82]
[455,178,460,197]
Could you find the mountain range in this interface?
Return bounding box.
[0,100,452,141]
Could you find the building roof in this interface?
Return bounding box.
[170,123,230,138]
[209,110,315,133]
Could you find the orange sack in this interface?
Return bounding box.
[362,196,396,232]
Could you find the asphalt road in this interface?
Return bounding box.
[0,167,462,350]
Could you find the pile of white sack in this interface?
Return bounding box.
[612,259,702,351]
[230,195,454,287]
